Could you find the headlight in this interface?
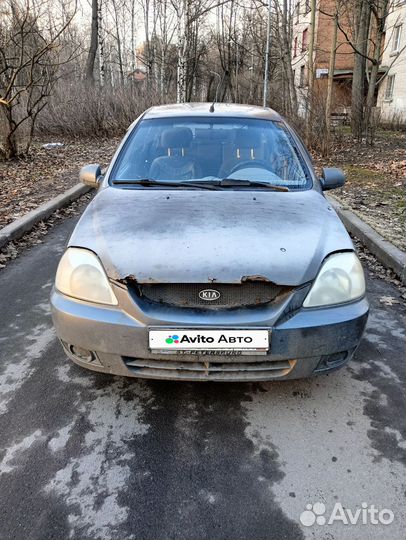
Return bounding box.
[55,248,118,305]
[303,252,365,308]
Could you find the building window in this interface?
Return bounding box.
[293,36,298,57]
[302,28,309,51]
[385,75,395,99]
[300,65,307,87]
[392,25,402,52]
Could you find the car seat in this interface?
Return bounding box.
[149,127,197,180]
[219,129,264,177]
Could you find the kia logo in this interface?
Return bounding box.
[199,289,221,301]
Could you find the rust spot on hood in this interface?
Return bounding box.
[114,274,138,286]
[115,274,166,286]
[241,275,272,283]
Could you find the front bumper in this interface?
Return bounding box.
[50,284,369,382]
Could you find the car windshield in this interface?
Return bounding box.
[111,116,311,190]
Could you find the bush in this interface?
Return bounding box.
[37,81,164,137]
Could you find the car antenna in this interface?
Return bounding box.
[209,71,223,113]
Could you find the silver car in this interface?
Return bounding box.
[51,103,369,381]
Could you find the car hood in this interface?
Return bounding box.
[69,187,353,286]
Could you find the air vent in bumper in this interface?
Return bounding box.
[123,356,296,381]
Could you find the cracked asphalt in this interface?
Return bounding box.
[0,211,405,540]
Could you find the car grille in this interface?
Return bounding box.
[123,356,296,381]
[132,282,291,310]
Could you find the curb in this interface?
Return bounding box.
[327,194,406,285]
[0,183,91,250]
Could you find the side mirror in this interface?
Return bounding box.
[320,167,345,191]
[79,164,102,188]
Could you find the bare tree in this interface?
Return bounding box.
[172,0,187,102]
[272,0,297,115]
[98,0,105,86]
[0,0,77,158]
[350,0,371,139]
[305,0,316,143]
[324,4,339,154]
[85,0,98,82]
[4,0,316,142]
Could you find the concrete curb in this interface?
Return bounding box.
[327,194,406,284]
[0,183,90,250]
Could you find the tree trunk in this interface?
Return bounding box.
[351,0,371,140]
[85,0,98,83]
[176,2,187,103]
[98,0,105,87]
[282,0,297,115]
[111,0,124,84]
[206,74,214,101]
[131,0,136,75]
[159,0,168,99]
[249,44,254,102]
[306,0,317,144]
[324,10,338,155]
[364,4,388,142]
[263,0,271,107]
[364,60,380,143]
[2,106,18,160]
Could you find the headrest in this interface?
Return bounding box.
[235,129,261,148]
[161,128,193,149]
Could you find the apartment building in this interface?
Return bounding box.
[292,0,406,124]
[291,0,355,115]
[376,1,406,123]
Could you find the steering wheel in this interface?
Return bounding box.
[228,160,274,175]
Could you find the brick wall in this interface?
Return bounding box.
[315,0,354,70]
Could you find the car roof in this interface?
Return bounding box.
[143,102,283,121]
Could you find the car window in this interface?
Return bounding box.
[111,117,312,190]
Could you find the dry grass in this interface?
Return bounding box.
[315,129,406,251]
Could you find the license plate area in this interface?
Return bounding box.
[149,329,270,355]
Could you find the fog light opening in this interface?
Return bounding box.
[315,351,349,372]
[69,345,96,364]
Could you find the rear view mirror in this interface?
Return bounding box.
[320,167,345,191]
[80,164,102,188]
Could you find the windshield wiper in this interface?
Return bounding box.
[219,178,289,191]
[111,179,221,190]
[111,178,289,192]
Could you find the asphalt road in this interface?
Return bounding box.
[0,211,405,540]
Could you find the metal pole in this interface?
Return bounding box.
[263,0,271,107]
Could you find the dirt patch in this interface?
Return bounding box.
[314,129,405,252]
[0,136,120,228]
